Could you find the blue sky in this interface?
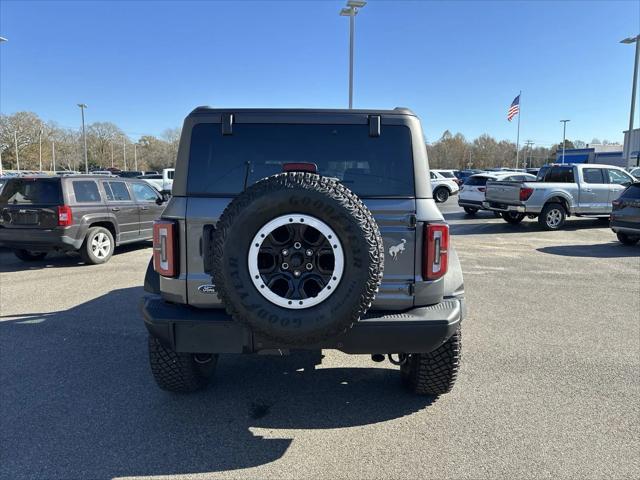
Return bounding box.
[0,0,638,147]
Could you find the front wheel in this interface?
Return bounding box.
[538,203,566,230]
[463,207,478,215]
[401,326,461,396]
[617,232,640,246]
[14,249,47,262]
[80,227,114,264]
[148,335,218,393]
[502,212,525,224]
[434,187,450,203]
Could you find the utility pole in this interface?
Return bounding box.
[524,140,534,169]
[0,147,4,175]
[77,104,88,173]
[560,120,570,164]
[123,137,127,170]
[110,141,114,168]
[14,131,19,171]
[134,144,138,171]
[52,141,56,172]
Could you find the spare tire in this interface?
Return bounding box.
[211,172,384,345]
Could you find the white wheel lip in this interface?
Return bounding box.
[248,213,344,310]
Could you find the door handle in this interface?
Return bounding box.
[140,206,150,211]
[583,188,592,192]
[111,207,120,212]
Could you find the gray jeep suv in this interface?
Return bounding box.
[142,107,466,396]
[0,175,166,263]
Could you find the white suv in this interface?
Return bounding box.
[458,171,536,215]
[430,170,460,203]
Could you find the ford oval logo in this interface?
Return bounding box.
[198,284,216,294]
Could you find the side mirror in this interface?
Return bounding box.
[156,196,165,205]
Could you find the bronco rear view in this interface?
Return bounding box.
[141,107,466,396]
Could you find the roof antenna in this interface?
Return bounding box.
[243,161,252,190]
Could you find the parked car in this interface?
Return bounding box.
[141,106,466,396]
[611,183,640,245]
[526,168,540,176]
[0,175,167,264]
[458,171,537,215]
[118,170,144,178]
[55,170,81,175]
[455,169,484,183]
[629,166,640,180]
[90,170,116,176]
[138,168,174,194]
[430,170,460,202]
[432,169,462,186]
[483,163,636,230]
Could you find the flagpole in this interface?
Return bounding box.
[515,90,521,169]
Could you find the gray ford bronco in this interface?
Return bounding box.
[141,107,466,396]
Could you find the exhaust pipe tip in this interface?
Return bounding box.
[371,353,385,363]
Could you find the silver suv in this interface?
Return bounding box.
[141,107,466,396]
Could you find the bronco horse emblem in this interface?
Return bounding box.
[388,239,407,260]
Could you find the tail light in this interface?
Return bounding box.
[57,205,73,226]
[283,162,317,173]
[612,199,622,209]
[519,187,534,201]
[478,187,486,193]
[153,219,178,277]
[423,223,449,281]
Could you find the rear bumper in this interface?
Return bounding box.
[482,201,527,213]
[458,199,484,208]
[141,295,464,355]
[0,226,82,250]
[610,220,640,235]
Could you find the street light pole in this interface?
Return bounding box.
[560,120,570,164]
[39,129,43,172]
[77,103,88,173]
[340,1,366,109]
[123,137,127,170]
[14,131,19,171]
[52,141,56,172]
[110,141,114,168]
[134,144,138,171]
[621,35,640,167]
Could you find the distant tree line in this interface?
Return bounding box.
[1,111,621,173]
[426,130,620,170]
[0,111,180,172]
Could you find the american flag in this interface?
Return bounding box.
[507,95,520,122]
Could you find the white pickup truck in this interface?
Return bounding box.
[483,163,636,230]
[138,168,175,194]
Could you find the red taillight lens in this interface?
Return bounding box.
[153,220,178,277]
[478,187,486,193]
[57,205,73,226]
[423,223,449,281]
[283,162,317,173]
[520,187,534,201]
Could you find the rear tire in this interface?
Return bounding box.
[401,326,461,396]
[463,207,478,215]
[617,232,640,246]
[80,227,114,264]
[13,249,47,262]
[501,212,525,224]
[434,187,450,203]
[148,335,218,393]
[538,203,566,230]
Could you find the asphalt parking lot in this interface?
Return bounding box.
[1,198,638,480]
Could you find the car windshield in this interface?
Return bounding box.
[0,178,62,205]
[186,123,415,197]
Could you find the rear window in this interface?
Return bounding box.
[186,123,415,197]
[166,170,175,179]
[464,176,489,186]
[542,167,574,183]
[0,179,62,205]
[72,181,101,202]
[620,184,640,199]
[437,171,455,178]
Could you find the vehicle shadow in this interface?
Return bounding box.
[537,242,639,258]
[0,287,435,479]
[0,242,152,272]
[448,218,611,236]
